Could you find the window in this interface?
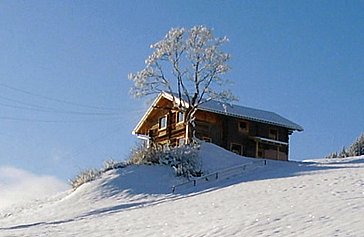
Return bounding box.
[269,129,278,140]
[159,116,167,129]
[238,121,249,133]
[176,111,184,123]
[230,143,242,155]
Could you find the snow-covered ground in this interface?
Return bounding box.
[1,143,363,236]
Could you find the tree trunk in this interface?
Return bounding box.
[185,107,197,144]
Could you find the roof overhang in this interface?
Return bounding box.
[132,93,163,135]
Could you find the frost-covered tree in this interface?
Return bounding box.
[338,146,349,158]
[348,133,364,156]
[326,133,364,158]
[129,26,236,143]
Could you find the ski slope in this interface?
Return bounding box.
[1,143,363,236]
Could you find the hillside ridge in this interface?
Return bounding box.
[1,143,363,237]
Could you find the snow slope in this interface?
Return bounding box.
[1,143,363,237]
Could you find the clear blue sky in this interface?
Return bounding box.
[1,1,363,182]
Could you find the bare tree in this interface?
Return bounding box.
[129,26,237,143]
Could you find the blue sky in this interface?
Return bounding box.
[0,1,363,183]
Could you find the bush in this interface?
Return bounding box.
[129,142,163,165]
[70,160,128,190]
[161,143,202,177]
[70,168,101,189]
[70,141,202,190]
[128,141,202,178]
[102,159,128,172]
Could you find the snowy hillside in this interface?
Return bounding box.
[0,143,363,237]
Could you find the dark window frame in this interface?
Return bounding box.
[176,111,184,124]
[238,121,249,133]
[158,115,168,130]
[269,128,278,140]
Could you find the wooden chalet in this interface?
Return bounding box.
[133,92,303,161]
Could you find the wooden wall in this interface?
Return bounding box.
[194,110,290,161]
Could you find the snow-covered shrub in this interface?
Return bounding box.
[128,141,202,178]
[161,143,202,177]
[129,142,163,165]
[70,169,101,189]
[70,160,129,190]
[102,159,128,172]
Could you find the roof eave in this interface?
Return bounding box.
[132,93,164,135]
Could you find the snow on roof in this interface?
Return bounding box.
[198,99,304,131]
[163,92,303,131]
[133,92,303,134]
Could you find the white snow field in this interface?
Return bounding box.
[1,142,363,237]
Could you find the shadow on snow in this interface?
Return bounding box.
[1,157,363,231]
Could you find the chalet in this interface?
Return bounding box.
[133,92,303,161]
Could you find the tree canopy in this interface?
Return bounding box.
[129,26,237,142]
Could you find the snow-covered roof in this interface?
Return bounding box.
[163,92,303,131]
[133,92,303,134]
[198,99,304,131]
